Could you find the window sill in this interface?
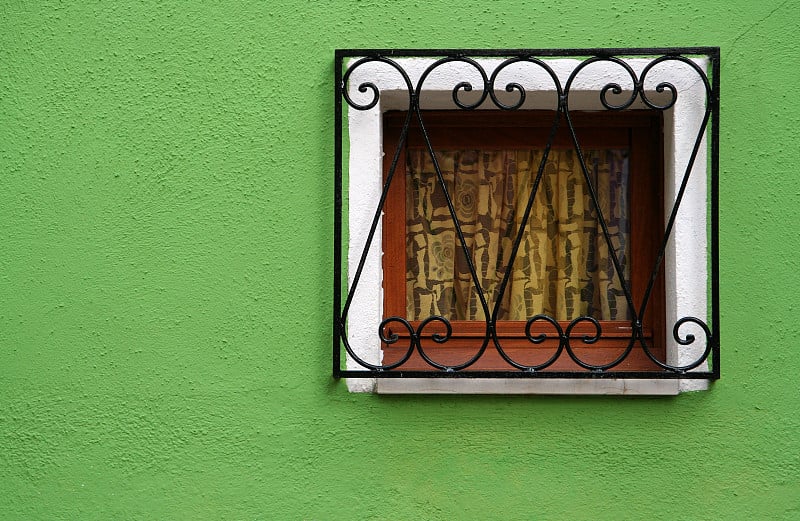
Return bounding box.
[375,378,683,395]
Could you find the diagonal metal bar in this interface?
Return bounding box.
[410,56,492,371]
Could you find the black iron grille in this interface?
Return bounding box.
[334,48,719,380]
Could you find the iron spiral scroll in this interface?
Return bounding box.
[334,48,720,379]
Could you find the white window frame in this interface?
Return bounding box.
[344,57,710,394]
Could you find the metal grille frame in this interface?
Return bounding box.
[334,48,720,380]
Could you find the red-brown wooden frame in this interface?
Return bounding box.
[381,110,665,371]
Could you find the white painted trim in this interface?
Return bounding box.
[344,57,709,395]
[376,378,682,395]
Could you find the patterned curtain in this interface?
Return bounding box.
[405,148,630,322]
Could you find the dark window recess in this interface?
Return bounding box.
[334,48,720,380]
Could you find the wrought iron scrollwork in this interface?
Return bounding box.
[334,48,720,380]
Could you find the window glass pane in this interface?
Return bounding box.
[405,148,630,322]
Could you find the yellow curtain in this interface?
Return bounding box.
[405,148,630,321]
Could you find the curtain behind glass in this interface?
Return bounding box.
[405,148,630,321]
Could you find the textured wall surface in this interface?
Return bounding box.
[2,1,799,519]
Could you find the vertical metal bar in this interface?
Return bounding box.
[333,50,344,378]
[710,47,721,380]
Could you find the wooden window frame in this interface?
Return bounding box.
[381,110,666,372]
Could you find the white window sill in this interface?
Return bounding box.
[375,378,682,395]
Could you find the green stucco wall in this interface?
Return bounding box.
[2,1,798,519]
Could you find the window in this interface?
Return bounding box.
[334,49,719,394]
[381,110,666,373]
